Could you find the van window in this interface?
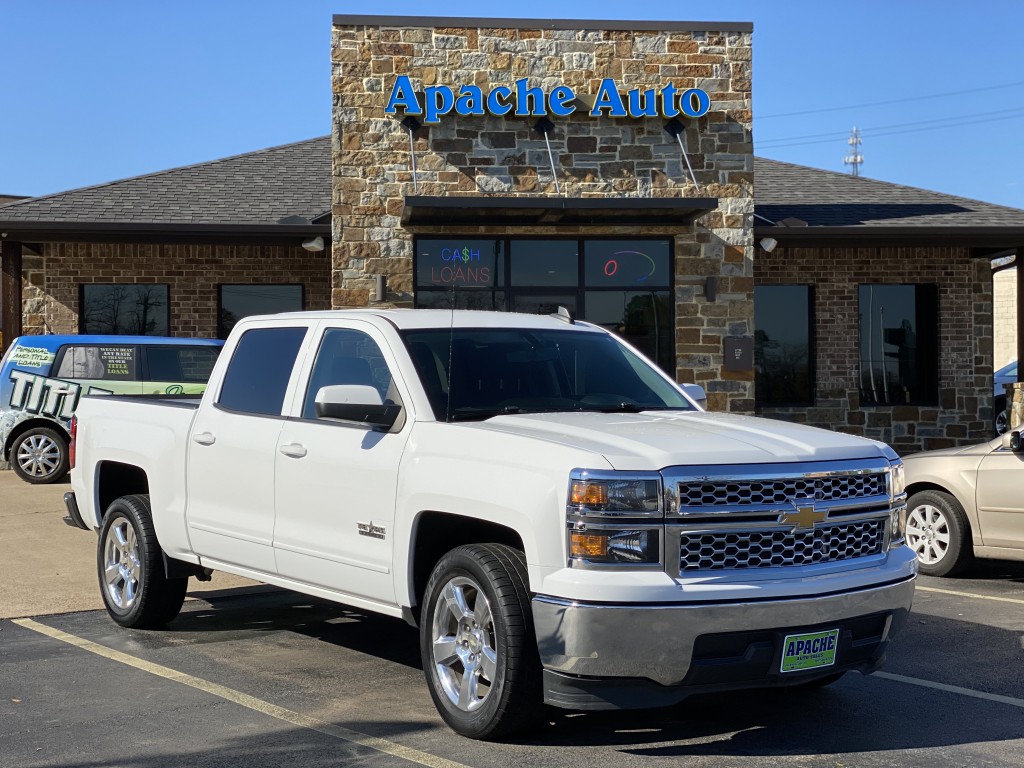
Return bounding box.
[55,346,136,380]
[144,346,220,383]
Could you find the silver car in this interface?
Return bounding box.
[903,431,1024,576]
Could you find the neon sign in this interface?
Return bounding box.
[603,251,658,283]
[422,243,494,287]
[385,76,711,125]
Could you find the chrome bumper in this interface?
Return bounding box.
[532,575,915,687]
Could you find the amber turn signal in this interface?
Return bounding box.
[570,533,608,557]
[571,481,608,506]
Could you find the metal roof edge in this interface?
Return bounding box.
[332,15,753,32]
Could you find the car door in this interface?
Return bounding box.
[186,323,312,575]
[975,443,1024,550]
[273,320,413,605]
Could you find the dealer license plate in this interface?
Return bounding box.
[780,629,840,673]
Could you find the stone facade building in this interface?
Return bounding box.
[330,16,757,412]
[994,262,1017,369]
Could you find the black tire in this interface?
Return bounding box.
[906,490,974,577]
[10,426,69,484]
[995,395,1008,435]
[420,544,542,740]
[97,494,188,628]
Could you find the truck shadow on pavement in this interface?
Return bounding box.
[156,588,1024,756]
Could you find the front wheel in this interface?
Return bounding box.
[420,544,542,740]
[906,490,973,577]
[995,396,1008,435]
[11,426,69,484]
[97,494,188,628]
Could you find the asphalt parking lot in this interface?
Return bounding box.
[3,475,1024,767]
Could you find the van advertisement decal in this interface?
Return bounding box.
[11,346,54,369]
[7,370,119,421]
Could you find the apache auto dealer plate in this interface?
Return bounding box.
[780,629,840,673]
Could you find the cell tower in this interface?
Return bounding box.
[843,126,863,177]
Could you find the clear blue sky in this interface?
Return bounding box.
[3,1,1023,208]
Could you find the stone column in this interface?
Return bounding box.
[1,239,23,353]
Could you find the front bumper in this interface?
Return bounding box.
[532,574,915,709]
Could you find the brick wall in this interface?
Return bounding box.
[755,245,992,454]
[22,242,331,337]
[331,20,756,411]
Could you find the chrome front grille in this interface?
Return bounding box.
[677,474,887,507]
[679,520,886,571]
[664,461,893,574]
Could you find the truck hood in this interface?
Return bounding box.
[463,410,895,471]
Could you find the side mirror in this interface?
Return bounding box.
[315,384,401,429]
[1002,430,1023,452]
[682,383,707,410]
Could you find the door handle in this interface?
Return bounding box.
[193,432,216,446]
[279,443,307,459]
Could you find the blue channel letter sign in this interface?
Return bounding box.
[384,76,711,125]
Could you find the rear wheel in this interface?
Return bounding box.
[906,490,973,577]
[11,426,69,484]
[420,544,542,740]
[97,494,188,628]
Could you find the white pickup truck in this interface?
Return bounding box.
[67,309,916,739]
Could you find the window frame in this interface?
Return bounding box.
[754,284,816,408]
[413,236,675,373]
[78,283,171,336]
[217,283,306,340]
[857,283,939,408]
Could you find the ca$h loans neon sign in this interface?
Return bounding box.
[385,76,711,125]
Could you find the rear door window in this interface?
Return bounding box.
[142,345,221,394]
[217,327,307,416]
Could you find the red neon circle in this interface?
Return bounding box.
[604,259,618,277]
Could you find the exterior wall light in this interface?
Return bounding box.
[302,236,325,252]
[759,237,778,253]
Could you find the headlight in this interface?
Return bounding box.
[569,477,661,515]
[889,462,906,498]
[567,471,663,567]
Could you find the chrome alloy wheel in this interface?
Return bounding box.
[430,576,497,712]
[102,515,142,611]
[16,433,62,478]
[906,503,951,565]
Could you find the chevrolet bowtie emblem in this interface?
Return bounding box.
[781,499,826,530]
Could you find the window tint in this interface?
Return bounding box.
[145,346,220,383]
[509,240,578,286]
[55,346,136,381]
[302,328,394,419]
[755,286,814,406]
[219,285,303,339]
[402,328,692,421]
[218,327,306,416]
[858,284,938,406]
[81,285,169,335]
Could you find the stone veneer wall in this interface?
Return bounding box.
[755,245,993,454]
[331,19,756,411]
[21,242,331,337]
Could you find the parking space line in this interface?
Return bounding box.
[916,585,1024,606]
[874,672,1024,709]
[13,618,470,768]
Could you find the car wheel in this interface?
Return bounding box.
[995,395,1008,435]
[97,494,188,628]
[906,490,973,577]
[11,426,69,484]
[421,544,542,740]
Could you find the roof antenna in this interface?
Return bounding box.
[551,305,575,324]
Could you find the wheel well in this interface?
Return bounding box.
[411,511,526,616]
[3,418,69,460]
[906,483,973,532]
[96,462,150,519]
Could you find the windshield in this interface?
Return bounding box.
[401,327,694,422]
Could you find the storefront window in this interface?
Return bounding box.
[80,284,169,336]
[858,284,938,406]
[414,237,674,374]
[219,284,304,339]
[754,285,814,406]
